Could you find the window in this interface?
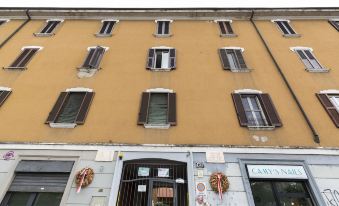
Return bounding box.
[316,91,339,127]
[272,20,300,37]
[6,47,41,69]
[250,181,315,206]
[34,20,62,36]
[138,88,176,129]
[215,20,236,37]
[96,20,118,36]
[79,46,107,69]
[219,47,249,72]
[0,87,12,107]
[291,47,328,72]
[232,90,282,129]
[46,88,94,128]
[0,19,9,26]
[329,20,339,31]
[146,47,176,71]
[155,20,172,37]
[0,160,73,206]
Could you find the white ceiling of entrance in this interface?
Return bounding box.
[1,0,339,8]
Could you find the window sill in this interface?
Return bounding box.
[33,33,55,37]
[144,124,171,129]
[153,34,172,38]
[305,68,330,73]
[49,123,77,128]
[77,67,100,71]
[95,33,112,37]
[247,125,275,131]
[230,68,252,73]
[3,66,27,70]
[283,34,301,38]
[149,68,173,72]
[220,34,238,38]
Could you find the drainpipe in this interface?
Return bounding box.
[0,9,31,49]
[249,11,320,144]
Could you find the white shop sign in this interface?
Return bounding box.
[247,165,308,179]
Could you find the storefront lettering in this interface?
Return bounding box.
[251,168,303,176]
[322,189,339,206]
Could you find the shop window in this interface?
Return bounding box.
[317,91,339,127]
[137,88,176,129]
[250,181,315,206]
[146,47,176,71]
[290,47,328,72]
[215,20,237,37]
[0,160,73,206]
[219,47,249,72]
[272,20,300,37]
[154,20,172,37]
[6,47,42,69]
[232,89,282,129]
[79,46,107,70]
[96,20,118,37]
[34,19,63,36]
[45,88,94,128]
[329,20,339,31]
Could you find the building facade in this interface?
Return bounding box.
[0,8,338,206]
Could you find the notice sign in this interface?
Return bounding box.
[158,168,170,177]
[206,152,225,163]
[138,167,150,177]
[138,185,147,192]
[196,182,207,197]
[247,165,308,179]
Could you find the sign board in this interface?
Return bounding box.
[158,168,169,177]
[95,150,114,162]
[247,165,308,179]
[138,167,150,177]
[206,152,225,163]
[138,185,147,192]
[196,182,207,197]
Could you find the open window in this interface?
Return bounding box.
[154,20,172,37]
[95,20,118,37]
[34,19,63,36]
[317,90,339,127]
[5,46,42,70]
[146,47,176,71]
[46,87,94,128]
[272,20,300,37]
[232,89,282,129]
[79,46,107,70]
[219,47,250,72]
[215,20,237,37]
[290,47,329,72]
[137,88,176,129]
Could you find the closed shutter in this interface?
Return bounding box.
[75,92,94,124]
[231,93,248,126]
[234,49,247,69]
[88,47,105,69]
[329,21,339,31]
[0,90,11,107]
[219,49,230,70]
[168,93,177,125]
[146,49,155,69]
[45,92,68,123]
[169,49,176,69]
[138,92,150,124]
[316,93,339,127]
[259,93,282,127]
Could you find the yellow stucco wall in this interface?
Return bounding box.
[0,18,334,147]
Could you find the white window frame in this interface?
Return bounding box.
[214,19,237,37]
[154,19,173,37]
[34,19,64,37]
[271,19,300,37]
[95,19,119,37]
[290,47,329,72]
[0,86,12,92]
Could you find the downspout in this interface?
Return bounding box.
[249,11,320,144]
[0,9,31,49]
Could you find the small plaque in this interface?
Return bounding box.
[206,152,225,163]
[197,169,204,178]
[90,196,107,206]
[138,167,150,176]
[158,168,169,177]
[138,185,147,192]
[95,150,114,162]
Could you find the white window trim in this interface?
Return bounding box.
[320,90,339,94]
[329,19,339,21]
[151,46,174,49]
[87,46,109,51]
[66,87,93,92]
[271,19,291,23]
[46,19,64,23]
[155,19,173,23]
[144,124,171,129]
[234,89,263,94]
[214,19,233,23]
[101,19,119,23]
[49,123,77,129]
[0,86,12,91]
[21,46,43,51]
[146,88,173,93]
[0,19,10,23]
[221,47,245,52]
[290,47,313,52]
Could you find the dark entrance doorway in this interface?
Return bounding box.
[116,159,188,206]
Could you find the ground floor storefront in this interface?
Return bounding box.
[0,144,338,206]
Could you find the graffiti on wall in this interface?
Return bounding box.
[322,189,339,206]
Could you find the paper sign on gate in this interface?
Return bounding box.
[158,168,170,177]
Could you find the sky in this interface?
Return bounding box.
[1,0,339,9]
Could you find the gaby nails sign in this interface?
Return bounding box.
[247,165,308,179]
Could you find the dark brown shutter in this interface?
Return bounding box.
[316,93,339,127]
[259,93,282,127]
[169,49,176,69]
[218,22,226,35]
[138,92,150,125]
[17,49,38,68]
[88,47,105,69]
[45,92,68,123]
[10,49,30,67]
[234,49,247,69]
[329,21,339,31]
[0,91,11,107]
[168,93,177,125]
[231,93,248,126]
[225,21,234,34]
[82,49,95,68]
[75,92,94,124]
[146,49,155,69]
[219,49,230,70]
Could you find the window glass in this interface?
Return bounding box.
[227,52,238,69]
[55,92,85,123]
[329,95,339,110]
[147,93,168,124]
[241,95,267,126]
[157,21,170,35]
[5,192,31,206]
[33,193,63,206]
[250,182,277,206]
[155,49,170,69]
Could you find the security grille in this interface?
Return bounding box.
[116,159,188,206]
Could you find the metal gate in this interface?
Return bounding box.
[116,159,188,206]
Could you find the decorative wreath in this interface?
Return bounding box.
[209,172,230,193]
[75,168,95,188]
